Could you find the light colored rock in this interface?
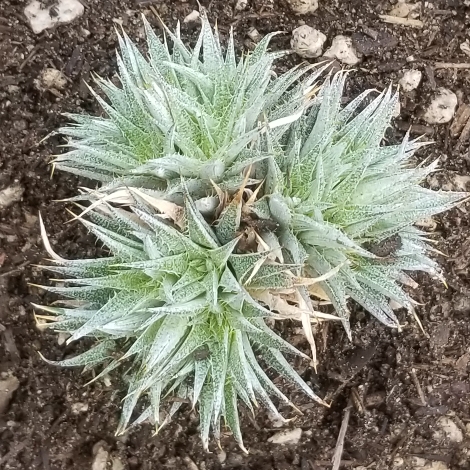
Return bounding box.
[71,402,89,414]
[217,449,227,464]
[408,459,450,470]
[323,35,360,65]
[235,0,248,11]
[460,40,470,57]
[393,457,405,468]
[39,68,68,91]
[112,457,125,470]
[433,416,463,443]
[411,457,427,467]
[24,0,84,34]
[423,88,458,124]
[268,428,302,445]
[389,1,419,18]
[399,69,422,92]
[286,0,318,15]
[247,27,261,42]
[92,445,109,470]
[0,375,20,414]
[183,10,200,23]
[0,184,24,209]
[291,25,326,59]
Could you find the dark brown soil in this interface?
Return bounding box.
[1,1,470,469]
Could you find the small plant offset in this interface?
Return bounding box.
[36,13,465,450]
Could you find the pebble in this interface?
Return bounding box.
[268,428,302,445]
[25,0,84,34]
[217,449,227,464]
[247,27,261,42]
[0,184,24,210]
[286,0,319,15]
[38,68,68,91]
[399,69,422,92]
[235,0,248,11]
[423,88,458,124]
[432,416,463,443]
[71,402,89,414]
[0,375,20,414]
[112,457,125,470]
[409,459,449,470]
[92,443,109,470]
[291,25,326,58]
[323,35,360,65]
[183,10,200,23]
[389,2,418,18]
[460,40,470,58]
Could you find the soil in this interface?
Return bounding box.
[1,0,470,469]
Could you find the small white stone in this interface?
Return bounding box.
[247,27,261,42]
[39,68,68,91]
[92,446,109,470]
[112,457,125,470]
[389,2,418,18]
[393,457,405,468]
[460,40,470,57]
[433,416,463,443]
[268,428,302,445]
[217,450,227,464]
[71,402,89,414]
[183,10,200,23]
[235,0,248,11]
[423,88,458,125]
[323,35,360,65]
[286,0,319,15]
[0,184,24,209]
[291,25,326,59]
[24,0,85,34]
[411,457,427,467]
[399,69,422,92]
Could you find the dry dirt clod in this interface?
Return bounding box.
[286,0,318,15]
[323,36,360,65]
[422,88,458,124]
[0,375,20,414]
[0,184,24,210]
[399,69,422,92]
[432,416,463,443]
[24,0,85,34]
[291,25,326,58]
[268,428,302,445]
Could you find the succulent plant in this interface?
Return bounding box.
[35,189,327,451]
[37,13,466,450]
[54,14,322,204]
